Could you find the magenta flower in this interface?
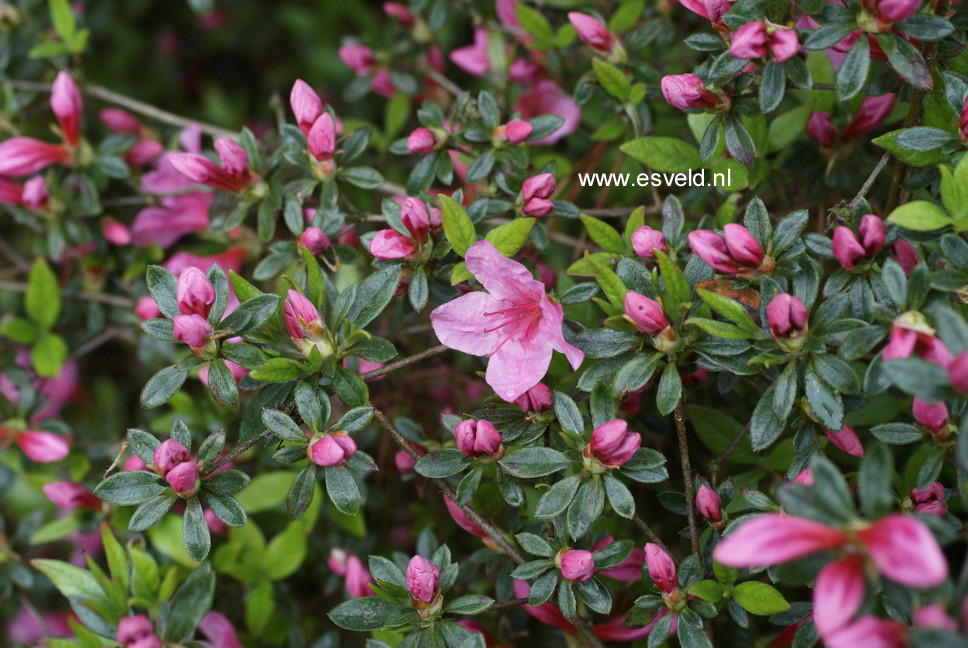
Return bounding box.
[299,227,331,255]
[338,44,375,76]
[567,12,618,52]
[813,554,866,638]
[824,616,906,648]
[961,97,968,140]
[100,107,142,134]
[384,2,415,26]
[131,193,211,248]
[429,241,583,402]
[856,514,948,586]
[950,351,968,392]
[679,0,731,23]
[840,94,896,142]
[406,555,440,602]
[644,543,677,594]
[168,137,254,192]
[125,139,162,167]
[767,293,808,339]
[153,439,190,474]
[308,112,336,161]
[400,196,432,240]
[631,226,667,259]
[102,218,131,246]
[868,0,922,25]
[696,484,722,525]
[117,615,155,646]
[515,382,553,412]
[498,119,533,144]
[454,418,502,457]
[284,290,323,342]
[198,611,244,648]
[882,314,952,368]
[165,460,199,497]
[43,481,101,511]
[309,433,357,466]
[290,79,324,136]
[328,549,375,598]
[824,424,865,457]
[135,296,161,321]
[588,419,641,467]
[450,28,491,77]
[173,314,211,351]
[51,71,83,146]
[520,173,556,217]
[407,127,438,154]
[730,23,798,63]
[833,215,885,269]
[515,80,581,145]
[688,224,765,274]
[369,229,418,260]
[16,429,70,463]
[910,482,946,516]
[913,397,948,434]
[807,112,837,147]
[624,292,669,335]
[660,74,721,111]
[0,137,70,176]
[560,549,595,582]
[176,267,216,317]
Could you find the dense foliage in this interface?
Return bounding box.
[4,0,968,646]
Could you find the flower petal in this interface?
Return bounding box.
[712,513,848,567]
[487,335,552,402]
[857,514,947,587]
[813,555,865,638]
[430,291,505,356]
[465,240,544,304]
[539,295,584,370]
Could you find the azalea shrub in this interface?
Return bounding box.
[6,0,968,647]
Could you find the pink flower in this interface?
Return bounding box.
[165,461,199,497]
[16,430,69,463]
[910,482,946,516]
[0,137,70,176]
[450,28,491,77]
[870,0,921,25]
[22,176,49,209]
[406,555,440,602]
[328,549,375,597]
[950,351,968,392]
[43,481,100,510]
[644,543,677,594]
[688,224,765,274]
[429,241,583,402]
[833,215,885,270]
[912,397,947,433]
[395,449,417,474]
[51,71,83,146]
[299,227,331,255]
[679,0,731,23]
[338,44,375,76]
[131,193,211,248]
[290,79,324,136]
[308,433,356,466]
[892,239,919,274]
[696,484,722,525]
[126,139,163,167]
[400,196,432,240]
[153,439,190,476]
[284,290,323,342]
[176,267,216,317]
[0,177,22,205]
[455,418,502,457]
[631,226,667,259]
[793,468,814,486]
[117,615,155,645]
[624,292,669,335]
[824,424,865,457]
[102,218,131,246]
[513,579,575,632]
[567,12,617,52]
[840,94,896,142]
[824,616,907,648]
[135,296,161,321]
[384,2,414,26]
[589,419,641,467]
[515,81,581,145]
[661,74,721,110]
[198,611,243,648]
[520,173,556,217]
[913,604,958,631]
[767,293,808,338]
[369,229,418,260]
[713,514,849,566]
[213,138,248,176]
[168,137,253,192]
[856,514,948,587]
[100,107,141,134]
[308,112,336,161]
[808,112,837,147]
[173,314,211,351]
[443,495,487,539]
[730,22,769,59]
[962,97,968,140]
[500,119,533,144]
[560,549,595,582]
[515,382,553,412]
[769,29,799,62]
[407,127,438,154]
[199,359,248,388]
[882,317,952,368]
[813,555,865,638]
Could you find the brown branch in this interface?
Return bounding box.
[360,345,449,380]
[633,514,669,553]
[710,422,751,487]
[674,401,701,560]
[70,326,136,360]
[202,429,272,476]
[0,280,134,308]
[851,151,891,207]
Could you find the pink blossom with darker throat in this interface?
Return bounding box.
[369,229,419,260]
[0,137,70,176]
[299,227,331,255]
[912,397,948,434]
[429,240,583,402]
[176,266,216,317]
[100,107,142,134]
[495,119,533,145]
[198,611,244,648]
[165,460,199,497]
[443,495,487,539]
[101,218,131,245]
[290,79,324,137]
[328,549,375,598]
[406,127,438,154]
[173,314,211,351]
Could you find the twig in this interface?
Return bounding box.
[582,205,660,218]
[421,67,464,97]
[491,598,528,610]
[710,423,750,486]
[361,345,449,381]
[70,326,135,360]
[0,280,134,308]
[674,401,701,560]
[633,514,669,553]
[202,429,272,476]
[851,152,891,206]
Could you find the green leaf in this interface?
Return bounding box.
[535,475,582,518]
[128,493,178,531]
[94,471,167,505]
[621,137,701,173]
[141,364,189,408]
[732,581,791,615]
[48,0,75,40]
[553,390,585,437]
[294,382,323,433]
[31,333,67,378]
[836,36,869,100]
[339,166,384,189]
[287,465,316,520]
[655,249,690,310]
[262,409,305,442]
[249,357,305,383]
[580,214,626,254]
[567,478,605,539]
[656,362,682,416]
[584,252,627,310]
[439,194,477,257]
[805,367,843,430]
[349,264,403,328]
[203,491,246,527]
[878,32,931,90]
[26,259,60,329]
[859,443,894,518]
[516,532,554,557]
[593,59,630,101]
[759,61,785,112]
[326,466,361,515]
[445,595,494,615]
[697,289,758,333]
[870,422,923,445]
[165,562,215,641]
[414,448,470,478]
[604,474,636,518]
[499,447,572,478]
[206,360,239,411]
[574,577,612,614]
[328,596,395,631]
[182,496,211,562]
[485,218,535,256]
[31,558,105,602]
[723,113,756,167]
[887,200,952,231]
[146,265,179,319]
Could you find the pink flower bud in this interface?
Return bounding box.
[299,227,331,255]
[369,229,418,260]
[344,554,375,598]
[126,139,164,168]
[696,484,722,524]
[443,495,487,539]
[730,22,768,60]
[165,460,199,497]
[624,291,669,335]
[401,196,431,239]
[117,615,154,645]
[874,0,922,24]
[560,549,595,582]
[205,508,228,534]
[99,107,141,134]
[913,397,948,433]
[520,173,556,202]
[338,44,375,76]
[134,296,161,321]
[168,152,252,192]
[173,313,211,350]
[644,543,677,594]
[290,79,324,136]
[455,419,502,457]
[395,449,417,474]
[308,113,336,161]
[589,419,641,467]
[21,176,49,209]
[51,71,83,146]
[0,177,22,205]
[914,604,958,631]
[284,290,323,341]
[858,214,886,258]
[384,2,415,25]
[767,293,808,338]
[153,439,190,475]
[910,482,946,516]
[176,267,216,317]
[309,433,356,466]
[841,94,896,142]
[568,12,617,51]
[406,555,440,602]
[407,127,437,154]
[214,137,248,176]
[961,97,968,140]
[688,230,742,274]
[824,424,864,458]
[16,430,69,463]
[892,239,919,274]
[794,468,814,486]
[102,218,131,246]
[723,223,764,267]
[504,119,533,144]
[660,74,720,110]
[769,28,799,63]
[515,383,553,412]
[522,197,554,218]
[43,481,100,510]
[0,137,70,176]
[950,351,968,392]
[807,112,837,147]
[631,226,667,259]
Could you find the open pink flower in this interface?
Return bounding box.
[814,555,866,637]
[515,81,581,145]
[855,514,948,587]
[712,514,848,566]
[430,241,583,402]
[450,28,492,77]
[0,137,70,176]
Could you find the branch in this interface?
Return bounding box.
[674,401,701,559]
[202,429,272,476]
[360,345,449,381]
[0,280,134,308]
[633,514,669,553]
[851,151,891,207]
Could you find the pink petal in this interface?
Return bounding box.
[487,335,552,402]
[464,240,545,303]
[857,514,947,587]
[824,615,907,648]
[814,555,866,638]
[430,291,505,356]
[712,514,848,567]
[539,295,584,370]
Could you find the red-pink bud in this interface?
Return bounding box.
[910,482,946,516]
[153,439,190,475]
[0,177,22,205]
[51,71,83,146]
[522,197,554,218]
[395,449,417,474]
[205,508,228,534]
[589,419,641,467]
[794,468,814,486]
[892,239,919,274]
[961,97,968,140]
[443,495,487,539]
[401,196,431,239]
[841,94,896,142]
[515,383,553,412]
[134,296,161,321]
[631,226,667,259]
[767,293,808,338]
[299,226,331,255]
[117,615,154,645]
[858,214,885,258]
[503,119,533,144]
[407,127,437,154]
[696,484,723,524]
[644,543,677,594]
[873,0,922,24]
[214,137,248,176]
[284,290,323,341]
[560,549,595,582]
[832,227,866,270]
[567,12,617,51]
[769,28,798,63]
[176,266,216,317]
[369,229,418,260]
[722,223,764,267]
[520,173,556,202]
[165,460,199,497]
[126,139,164,168]
[173,314,211,350]
[624,291,669,335]
[912,397,948,433]
[43,481,100,510]
[16,430,69,463]
[406,555,440,602]
[914,604,958,631]
[100,108,142,134]
[290,79,324,136]
[338,44,375,76]
[0,137,70,176]
[730,22,768,60]
[384,2,415,26]
[455,419,502,457]
[824,424,864,458]
[168,152,252,192]
[308,433,357,466]
[660,74,720,110]
[950,351,968,392]
[308,113,336,161]
[688,229,742,274]
[807,112,837,148]
[102,218,131,246]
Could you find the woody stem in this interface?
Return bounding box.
[674,400,701,560]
